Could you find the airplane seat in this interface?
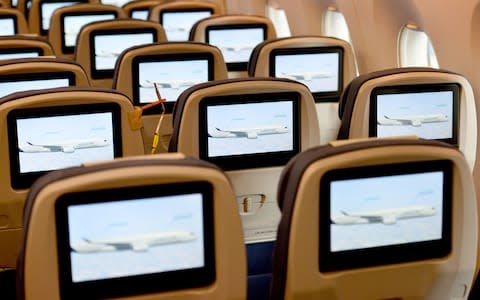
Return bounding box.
[112,41,228,154]
[17,153,246,300]
[0,57,90,99]
[0,35,55,59]
[148,1,223,42]
[189,15,277,79]
[0,87,144,270]
[169,77,320,299]
[27,0,98,36]
[122,0,168,20]
[74,19,167,88]
[336,67,477,172]
[17,0,37,20]
[0,7,29,35]
[248,35,358,145]
[47,3,126,59]
[271,137,478,300]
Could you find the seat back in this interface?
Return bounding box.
[18,153,246,300]
[75,19,166,88]
[170,78,320,243]
[169,78,320,297]
[248,36,358,144]
[122,0,167,20]
[337,67,477,171]
[0,58,90,99]
[0,35,55,59]
[149,1,223,41]
[0,7,28,35]
[48,3,126,59]
[0,87,144,268]
[113,41,228,153]
[189,15,277,78]
[27,0,94,36]
[272,138,477,300]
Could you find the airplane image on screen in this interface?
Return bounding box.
[331,204,436,225]
[140,79,200,89]
[95,49,122,58]
[208,124,289,139]
[19,137,109,153]
[377,113,449,127]
[71,230,197,253]
[220,45,254,52]
[279,71,335,81]
[164,25,190,33]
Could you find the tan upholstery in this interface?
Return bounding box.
[0,87,144,268]
[0,7,29,34]
[48,3,126,59]
[169,78,320,243]
[272,138,477,300]
[74,19,166,88]
[113,41,228,153]
[189,15,277,78]
[0,57,90,95]
[0,35,55,58]
[17,153,246,300]
[248,35,358,144]
[16,0,30,17]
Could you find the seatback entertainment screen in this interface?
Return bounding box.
[319,160,452,272]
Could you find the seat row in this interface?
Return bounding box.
[0,66,477,298]
[0,1,225,40]
[16,136,478,300]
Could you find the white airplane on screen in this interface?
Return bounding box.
[164,25,190,32]
[208,124,289,139]
[19,137,109,153]
[279,71,335,81]
[221,45,254,52]
[140,79,201,89]
[95,49,123,58]
[331,204,436,225]
[377,113,449,127]
[71,230,197,253]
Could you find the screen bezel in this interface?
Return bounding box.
[369,83,460,146]
[89,28,158,79]
[7,102,123,190]
[132,52,214,114]
[269,46,344,103]
[55,181,216,299]
[0,47,43,59]
[0,15,18,36]
[319,159,452,272]
[205,23,267,72]
[199,91,301,170]
[0,72,75,98]
[39,0,87,35]
[61,11,118,54]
